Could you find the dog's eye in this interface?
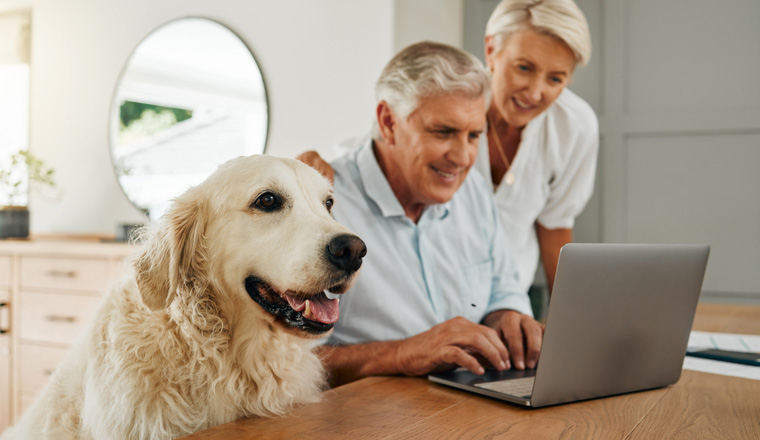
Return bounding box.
[325,197,334,213]
[253,192,281,211]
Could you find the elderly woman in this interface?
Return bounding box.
[480,0,598,296]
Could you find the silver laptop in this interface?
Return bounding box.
[428,243,710,408]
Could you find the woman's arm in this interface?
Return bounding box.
[536,223,572,294]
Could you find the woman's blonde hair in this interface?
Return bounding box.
[485,0,591,66]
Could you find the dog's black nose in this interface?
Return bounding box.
[326,234,367,272]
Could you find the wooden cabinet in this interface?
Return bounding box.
[20,256,110,292]
[0,255,12,431]
[0,240,134,429]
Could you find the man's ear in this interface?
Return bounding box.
[376,101,397,146]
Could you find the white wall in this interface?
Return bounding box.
[0,0,397,235]
[393,0,463,52]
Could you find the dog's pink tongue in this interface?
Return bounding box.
[306,292,340,324]
[284,292,340,324]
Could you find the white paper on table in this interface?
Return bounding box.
[682,331,760,381]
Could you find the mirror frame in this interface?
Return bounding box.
[108,16,270,220]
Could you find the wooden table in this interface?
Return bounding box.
[180,303,760,439]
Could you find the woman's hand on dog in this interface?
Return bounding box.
[296,150,335,184]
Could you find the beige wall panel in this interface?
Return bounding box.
[626,0,760,114]
[625,133,760,294]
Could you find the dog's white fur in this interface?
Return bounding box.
[1,155,362,439]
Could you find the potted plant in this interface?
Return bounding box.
[0,149,56,239]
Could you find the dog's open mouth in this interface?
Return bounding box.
[244,276,346,334]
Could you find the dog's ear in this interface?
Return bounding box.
[134,225,172,311]
[167,195,208,293]
[135,193,208,311]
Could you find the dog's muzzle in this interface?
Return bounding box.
[244,234,366,335]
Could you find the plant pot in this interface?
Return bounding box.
[115,223,145,242]
[0,206,30,239]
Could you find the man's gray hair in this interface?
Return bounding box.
[371,41,490,141]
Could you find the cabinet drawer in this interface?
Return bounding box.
[0,294,8,334]
[19,344,69,395]
[0,334,9,430]
[20,256,108,293]
[19,292,102,345]
[0,256,10,288]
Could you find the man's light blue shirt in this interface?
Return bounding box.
[327,136,532,346]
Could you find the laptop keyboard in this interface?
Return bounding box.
[475,377,535,398]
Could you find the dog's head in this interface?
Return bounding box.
[134,155,366,337]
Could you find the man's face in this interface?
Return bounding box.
[381,92,486,217]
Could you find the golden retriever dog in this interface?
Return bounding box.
[1,155,366,440]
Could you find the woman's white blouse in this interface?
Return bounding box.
[473,88,599,292]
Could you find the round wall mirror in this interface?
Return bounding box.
[110,17,269,221]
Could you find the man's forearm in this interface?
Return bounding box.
[315,340,403,387]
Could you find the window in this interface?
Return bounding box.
[0,11,31,206]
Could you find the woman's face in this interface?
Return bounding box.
[486,28,577,128]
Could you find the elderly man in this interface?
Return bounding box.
[307,41,543,386]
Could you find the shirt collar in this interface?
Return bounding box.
[522,110,546,140]
[356,137,450,221]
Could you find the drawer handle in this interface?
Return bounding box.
[45,315,77,323]
[0,302,7,334]
[45,270,77,278]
